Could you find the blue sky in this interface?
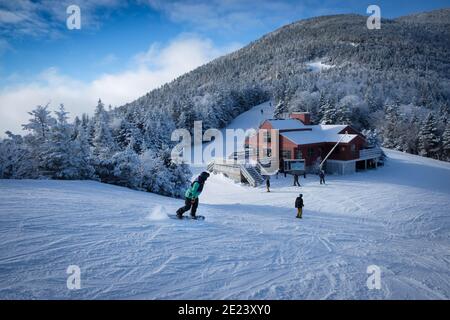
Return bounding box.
[0,0,449,134]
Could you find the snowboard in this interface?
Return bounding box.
[168,214,205,221]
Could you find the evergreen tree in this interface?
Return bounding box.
[362,129,381,147]
[41,104,78,179]
[92,99,116,182]
[273,99,287,119]
[403,112,420,154]
[336,103,351,124]
[140,147,191,198]
[0,131,34,178]
[317,92,327,120]
[92,99,115,160]
[418,113,441,158]
[115,117,143,154]
[381,102,401,149]
[320,100,337,125]
[442,124,450,161]
[73,120,96,179]
[143,110,176,151]
[21,104,56,176]
[22,104,54,140]
[111,146,142,189]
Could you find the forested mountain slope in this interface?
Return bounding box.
[117,9,450,160]
[2,9,449,194]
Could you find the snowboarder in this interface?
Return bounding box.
[319,169,326,185]
[266,176,271,192]
[176,171,210,218]
[293,173,300,187]
[295,194,304,219]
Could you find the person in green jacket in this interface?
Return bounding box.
[176,171,210,218]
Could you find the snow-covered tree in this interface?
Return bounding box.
[21,104,56,176]
[115,116,143,154]
[418,113,441,158]
[273,99,287,119]
[140,147,191,198]
[442,124,450,161]
[320,100,337,124]
[362,129,381,148]
[73,120,96,179]
[336,103,351,125]
[111,146,142,189]
[92,99,115,158]
[41,104,80,179]
[91,99,117,181]
[22,104,54,140]
[381,102,401,149]
[143,110,176,151]
[0,131,34,178]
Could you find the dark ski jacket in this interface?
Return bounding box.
[295,197,304,208]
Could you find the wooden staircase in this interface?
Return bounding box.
[240,165,265,187]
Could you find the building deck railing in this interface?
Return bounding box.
[359,147,383,160]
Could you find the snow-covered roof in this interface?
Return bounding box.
[266,119,306,130]
[280,124,358,145]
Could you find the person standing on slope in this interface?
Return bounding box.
[293,173,300,187]
[176,171,210,218]
[319,169,326,185]
[266,176,271,192]
[295,194,304,219]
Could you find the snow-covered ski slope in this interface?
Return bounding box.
[1,103,450,299]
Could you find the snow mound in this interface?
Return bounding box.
[1,103,449,300]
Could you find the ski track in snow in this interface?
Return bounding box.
[1,102,450,299]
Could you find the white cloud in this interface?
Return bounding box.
[0,35,241,136]
[0,0,125,39]
[145,0,303,33]
[0,9,27,23]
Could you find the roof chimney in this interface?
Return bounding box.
[290,112,311,125]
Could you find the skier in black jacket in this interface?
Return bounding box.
[293,173,300,186]
[266,176,271,192]
[295,194,304,219]
[319,169,326,185]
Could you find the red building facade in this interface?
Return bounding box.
[247,112,371,174]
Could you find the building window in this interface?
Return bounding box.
[263,148,272,157]
[263,131,271,143]
[351,144,358,157]
[308,147,314,158]
[295,148,303,159]
[282,150,292,159]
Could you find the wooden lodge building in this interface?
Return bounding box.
[207,112,383,186]
[246,112,383,175]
